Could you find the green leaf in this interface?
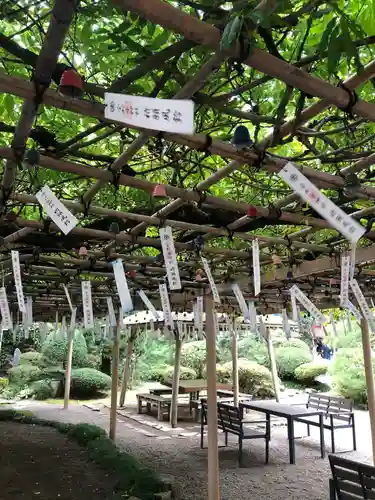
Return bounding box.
[318,18,336,56]
[327,26,342,75]
[151,29,170,50]
[4,94,14,119]
[220,17,244,50]
[147,21,156,37]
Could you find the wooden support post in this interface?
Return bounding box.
[361,318,375,464]
[119,332,134,407]
[170,331,182,428]
[232,331,239,407]
[109,317,121,441]
[266,328,280,402]
[63,307,76,410]
[205,294,220,500]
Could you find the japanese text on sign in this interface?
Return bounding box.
[290,284,325,322]
[340,255,350,307]
[201,257,221,303]
[232,284,250,320]
[0,288,12,330]
[82,281,94,329]
[159,226,181,291]
[11,250,26,313]
[112,259,133,313]
[104,92,195,135]
[138,290,160,321]
[350,279,375,332]
[36,185,78,235]
[249,302,257,331]
[63,284,73,312]
[279,163,366,243]
[195,296,204,333]
[252,239,261,296]
[291,289,298,322]
[26,296,33,326]
[106,297,117,327]
[347,300,362,321]
[159,283,174,329]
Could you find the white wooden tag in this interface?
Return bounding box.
[11,250,25,313]
[26,296,33,326]
[81,281,94,329]
[329,311,338,338]
[279,163,366,243]
[259,316,268,341]
[112,259,133,313]
[249,302,257,331]
[350,243,356,280]
[232,284,250,319]
[138,290,160,320]
[106,297,117,327]
[252,239,261,296]
[291,289,298,322]
[36,185,78,235]
[159,226,181,290]
[340,255,350,307]
[347,301,362,320]
[196,295,204,333]
[201,257,221,303]
[70,307,77,331]
[282,308,291,339]
[0,287,12,330]
[350,279,375,332]
[63,284,73,312]
[159,283,174,329]
[291,284,325,322]
[213,310,219,336]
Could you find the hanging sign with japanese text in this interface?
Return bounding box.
[159,226,181,290]
[138,290,160,321]
[350,279,375,332]
[291,289,298,322]
[249,302,257,332]
[340,255,350,307]
[82,281,94,329]
[329,311,338,338]
[282,308,291,339]
[106,297,117,327]
[36,185,78,235]
[252,239,261,296]
[0,288,12,330]
[279,163,366,243]
[290,284,325,322]
[159,283,174,329]
[104,92,195,135]
[232,284,250,320]
[350,243,356,280]
[26,296,33,326]
[195,295,204,333]
[259,316,268,341]
[70,307,77,332]
[112,259,133,313]
[347,300,362,321]
[63,284,73,312]
[11,250,26,313]
[201,257,221,303]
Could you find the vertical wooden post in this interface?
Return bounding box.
[205,294,220,500]
[63,307,76,410]
[361,318,375,464]
[267,328,280,402]
[119,331,134,407]
[109,316,121,441]
[170,331,182,428]
[55,310,59,331]
[232,330,239,407]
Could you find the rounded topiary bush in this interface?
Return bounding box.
[275,346,312,380]
[273,338,311,351]
[237,336,270,367]
[8,364,41,384]
[294,360,329,384]
[148,365,170,382]
[31,379,55,400]
[20,351,43,367]
[70,368,111,398]
[42,331,88,367]
[329,348,369,405]
[162,365,197,382]
[181,340,220,378]
[216,359,275,399]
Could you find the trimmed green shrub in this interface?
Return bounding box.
[329,348,369,405]
[20,351,43,367]
[31,379,55,400]
[216,359,275,398]
[237,336,270,367]
[67,423,106,445]
[70,368,111,397]
[275,346,312,379]
[294,360,329,384]
[8,364,41,384]
[181,340,220,378]
[162,365,197,382]
[41,331,88,367]
[85,353,101,369]
[148,365,170,382]
[273,338,311,351]
[0,377,8,389]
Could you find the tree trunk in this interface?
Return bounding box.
[231,331,239,407]
[109,320,121,441]
[170,334,182,428]
[119,336,134,407]
[361,318,375,464]
[267,330,280,402]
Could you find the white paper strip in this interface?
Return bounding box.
[279,162,366,243]
[340,255,350,307]
[291,284,325,322]
[112,259,133,313]
[63,284,74,312]
[282,308,291,339]
[36,185,78,235]
[201,257,221,303]
[347,300,362,320]
[213,310,219,336]
[81,281,94,329]
[259,316,268,340]
[350,243,356,280]
[159,226,181,290]
[196,296,204,333]
[106,297,116,327]
[138,290,160,320]
[159,283,174,329]
[249,302,257,332]
[26,296,33,325]
[104,92,194,135]
[0,288,12,329]
[291,289,298,322]
[70,307,77,331]
[11,250,26,313]
[252,239,261,296]
[232,284,250,319]
[350,279,375,332]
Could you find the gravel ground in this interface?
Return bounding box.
[10,401,372,500]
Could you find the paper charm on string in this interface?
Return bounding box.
[36,185,78,235]
[195,295,204,333]
[279,163,366,243]
[11,251,25,313]
[104,92,195,135]
[112,259,133,313]
[249,302,257,332]
[347,300,362,321]
[159,226,181,290]
[290,284,325,322]
[63,284,74,312]
[252,239,261,296]
[201,257,221,303]
[291,288,298,322]
[0,288,12,330]
[81,281,94,329]
[232,284,250,320]
[282,308,291,339]
[138,290,160,320]
[159,283,174,329]
[340,255,350,307]
[106,297,117,327]
[350,279,375,332]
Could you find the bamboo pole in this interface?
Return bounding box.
[170,331,182,428]
[109,317,121,441]
[63,307,76,410]
[232,330,239,407]
[119,332,134,407]
[361,318,375,464]
[205,293,220,500]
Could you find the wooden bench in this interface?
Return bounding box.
[329,454,375,499]
[294,393,356,453]
[136,393,191,421]
[200,400,270,466]
[190,393,252,421]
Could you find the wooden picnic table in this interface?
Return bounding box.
[164,378,231,396]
